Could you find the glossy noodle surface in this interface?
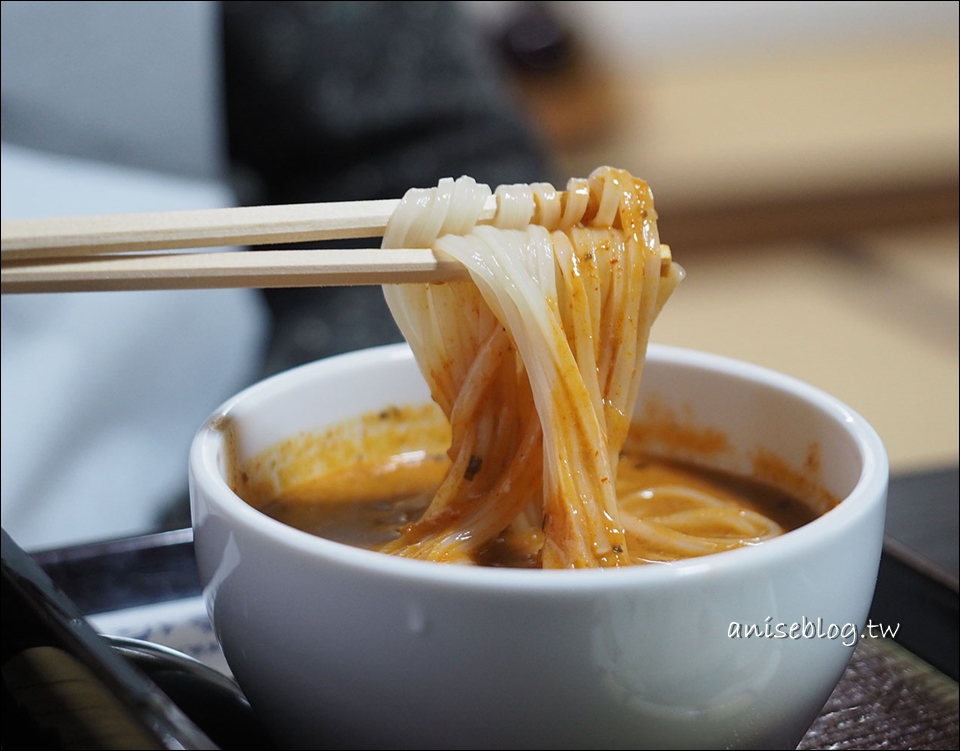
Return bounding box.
[380,167,691,567]
[236,167,823,568]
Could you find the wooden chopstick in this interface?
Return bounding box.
[0,248,472,293]
[0,197,496,261]
[1,245,673,294]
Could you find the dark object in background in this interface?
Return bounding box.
[491,1,617,151]
[109,636,274,751]
[219,1,551,377]
[869,538,958,681]
[496,0,575,72]
[2,529,272,749]
[869,463,959,681]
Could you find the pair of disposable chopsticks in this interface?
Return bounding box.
[1,197,671,294]
[0,199,488,294]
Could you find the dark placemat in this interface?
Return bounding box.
[799,636,959,750]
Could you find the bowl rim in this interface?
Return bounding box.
[190,342,889,591]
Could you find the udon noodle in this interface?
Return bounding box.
[374,166,785,568]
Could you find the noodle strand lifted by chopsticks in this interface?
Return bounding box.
[381,167,686,568]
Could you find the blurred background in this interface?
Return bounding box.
[2,1,957,579]
[468,1,958,464]
[468,0,959,581]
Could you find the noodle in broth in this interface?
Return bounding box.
[381,166,690,567]
[236,167,823,568]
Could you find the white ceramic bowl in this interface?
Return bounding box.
[190,343,888,750]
